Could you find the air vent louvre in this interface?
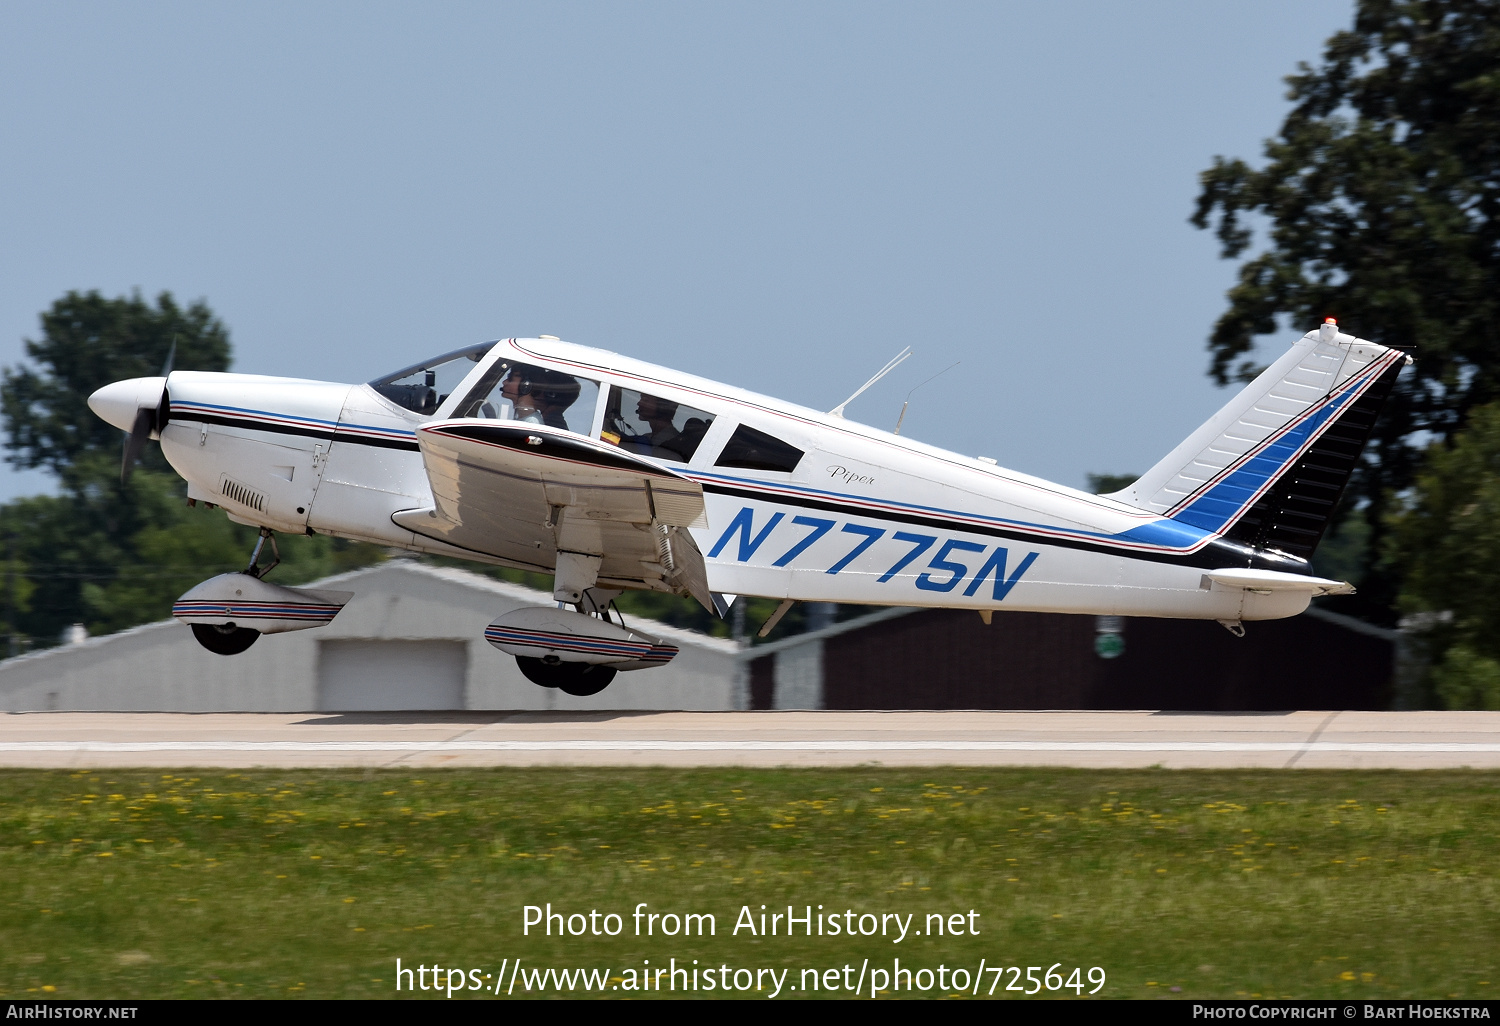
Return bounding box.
[218,476,265,512]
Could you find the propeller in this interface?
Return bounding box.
[120,407,156,482]
[120,340,177,484]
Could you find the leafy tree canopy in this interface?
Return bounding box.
[1087,473,1137,495]
[1192,0,1500,616]
[1387,400,1500,708]
[1,290,230,478]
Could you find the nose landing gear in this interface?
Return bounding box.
[243,527,280,580]
[186,529,281,655]
[176,528,353,656]
[190,622,260,655]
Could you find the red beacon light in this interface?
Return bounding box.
[1319,316,1341,342]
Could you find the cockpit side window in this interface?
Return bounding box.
[598,386,715,464]
[452,361,601,435]
[714,424,804,473]
[370,343,495,416]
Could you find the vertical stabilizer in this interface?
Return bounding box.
[1108,320,1408,561]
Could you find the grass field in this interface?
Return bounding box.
[2,766,1497,1000]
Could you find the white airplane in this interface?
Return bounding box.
[87,319,1407,695]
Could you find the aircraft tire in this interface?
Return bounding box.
[557,665,616,697]
[190,623,261,656]
[514,656,561,688]
[515,656,616,696]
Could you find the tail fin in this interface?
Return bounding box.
[1107,319,1408,562]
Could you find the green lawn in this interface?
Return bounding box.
[1,767,1497,999]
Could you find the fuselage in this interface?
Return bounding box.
[96,337,1320,622]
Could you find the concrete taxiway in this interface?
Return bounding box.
[1,710,1499,769]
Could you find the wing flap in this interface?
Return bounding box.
[395,420,713,608]
[664,527,714,612]
[648,479,710,529]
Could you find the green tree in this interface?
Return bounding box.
[1191,0,1500,619]
[2,290,231,478]
[1086,473,1136,495]
[1387,400,1500,708]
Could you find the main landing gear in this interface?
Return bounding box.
[514,656,618,697]
[487,590,680,698]
[511,590,621,696]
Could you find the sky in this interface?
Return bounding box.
[0,0,1355,502]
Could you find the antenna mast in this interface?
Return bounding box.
[830,347,912,419]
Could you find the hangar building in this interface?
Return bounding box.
[0,561,742,713]
[748,604,1399,711]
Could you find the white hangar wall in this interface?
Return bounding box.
[0,561,743,712]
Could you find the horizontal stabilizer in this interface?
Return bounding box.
[1201,568,1353,596]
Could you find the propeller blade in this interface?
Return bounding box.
[155,383,170,434]
[121,407,155,483]
[160,339,177,377]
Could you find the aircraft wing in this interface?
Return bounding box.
[392,419,715,610]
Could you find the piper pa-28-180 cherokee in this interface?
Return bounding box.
[87,319,1406,696]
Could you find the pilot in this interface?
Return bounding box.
[501,366,582,431]
[499,368,544,425]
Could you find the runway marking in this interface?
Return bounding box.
[4,741,1500,754]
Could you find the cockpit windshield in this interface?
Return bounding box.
[369,342,496,416]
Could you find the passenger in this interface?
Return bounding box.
[624,393,684,458]
[530,371,583,431]
[662,416,710,462]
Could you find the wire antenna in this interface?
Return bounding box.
[830,347,912,418]
[894,360,960,435]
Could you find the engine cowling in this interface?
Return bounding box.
[485,606,678,671]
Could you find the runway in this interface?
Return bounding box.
[2,710,1500,769]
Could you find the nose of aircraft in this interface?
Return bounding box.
[88,376,167,432]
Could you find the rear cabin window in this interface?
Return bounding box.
[714,424,804,473]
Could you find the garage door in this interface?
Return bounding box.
[317,640,468,711]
